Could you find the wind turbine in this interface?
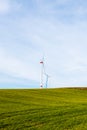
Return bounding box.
[44,73,50,88]
[40,57,44,88]
[40,56,50,88]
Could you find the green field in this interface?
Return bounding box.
[0,88,87,130]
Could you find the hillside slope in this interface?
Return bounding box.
[0,88,87,130]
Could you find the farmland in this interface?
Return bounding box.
[0,88,87,130]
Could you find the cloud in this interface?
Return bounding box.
[33,0,87,22]
[0,0,22,14]
[0,47,40,82]
[0,0,10,14]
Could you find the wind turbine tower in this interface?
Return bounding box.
[45,73,50,88]
[40,58,44,88]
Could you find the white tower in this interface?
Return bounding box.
[44,73,50,88]
[40,57,50,88]
[40,58,44,88]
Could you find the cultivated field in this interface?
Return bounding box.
[0,88,87,130]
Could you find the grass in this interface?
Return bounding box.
[0,88,87,130]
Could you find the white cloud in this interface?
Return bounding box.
[33,0,87,21]
[0,47,40,82]
[0,0,10,14]
[0,0,22,14]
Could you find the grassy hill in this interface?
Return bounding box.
[0,88,87,130]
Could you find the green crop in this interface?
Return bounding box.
[0,88,87,130]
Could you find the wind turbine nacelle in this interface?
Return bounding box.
[40,61,43,64]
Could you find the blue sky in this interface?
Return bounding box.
[0,0,87,88]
